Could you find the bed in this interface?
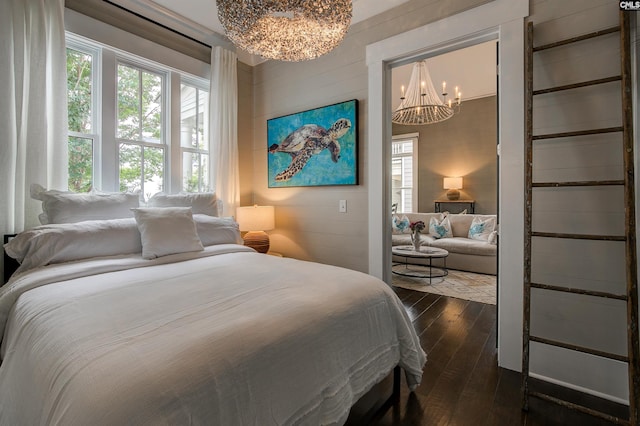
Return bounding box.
[0,189,426,425]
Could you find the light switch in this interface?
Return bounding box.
[339,199,347,213]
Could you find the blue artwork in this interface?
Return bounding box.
[268,99,358,187]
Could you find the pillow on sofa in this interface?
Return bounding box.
[468,216,497,241]
[392,215,411,234]
[429,216,452,239]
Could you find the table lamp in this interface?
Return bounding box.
[236,205,275,253]
[443,177,463,200]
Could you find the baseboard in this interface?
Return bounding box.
[529,372,629,406]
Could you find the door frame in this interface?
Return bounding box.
[365,0,528,371]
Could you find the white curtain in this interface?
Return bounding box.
[209,46,239,217]
[0,0,68,278]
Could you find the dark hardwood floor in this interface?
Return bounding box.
[347,287,629,426]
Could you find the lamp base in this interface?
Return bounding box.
[446,189,460,200]
[243,231,270,253]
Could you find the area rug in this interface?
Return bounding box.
[392,269,496,305]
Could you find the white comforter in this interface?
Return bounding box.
[0,245,425,425]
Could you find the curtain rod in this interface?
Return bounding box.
[102,0,212,49]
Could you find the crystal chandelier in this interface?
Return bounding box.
[392,60,462,125]
[216,0,353,62]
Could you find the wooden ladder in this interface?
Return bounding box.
[523,11,639,425]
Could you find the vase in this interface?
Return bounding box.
[412,231,421,252]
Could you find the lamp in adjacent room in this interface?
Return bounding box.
[236,205,275,253]
[216,0,352,62]
[443,177,463,200]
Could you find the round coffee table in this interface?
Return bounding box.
[392,245,449,284]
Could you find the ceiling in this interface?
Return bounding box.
[148,0,412,36]
[109,0,496,101]
[391,41,497,110]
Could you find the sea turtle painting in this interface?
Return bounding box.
[268,118,351,182]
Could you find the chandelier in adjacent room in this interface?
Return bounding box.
[216,0,353,62]
[392,60,462,125]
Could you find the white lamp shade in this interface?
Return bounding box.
[443,177,463,190]
[236,205,275,232]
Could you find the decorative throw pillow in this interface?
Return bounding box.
[133,207,204,259]
[391,215,411,234]
[468,216,497,241]
[429,216,452,239]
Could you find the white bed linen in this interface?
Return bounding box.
[0,245,426,425]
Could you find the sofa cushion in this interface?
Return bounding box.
[430,237,497,256]
[403,212,443,225]
[391,214,411,234]
[468,216,497,241]
[428,216,452,239]
[448,214,497,238]
[392,233,437,247]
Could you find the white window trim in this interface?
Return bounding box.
[66,35,102,190]
[392,133,419,213]
[115,59,169,195]
[66,31,210,194]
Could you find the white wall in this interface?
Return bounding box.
[527,0,631,404]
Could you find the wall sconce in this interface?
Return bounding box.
[443,177,463,200]
[236,205,275,253]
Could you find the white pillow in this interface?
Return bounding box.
[428,216,453,239]
[392,215,411,234]
[4,215,243,275]
[193,214,243,246]
[146,192,220,216]
[133,207,204,259]
[31,184,139,224]
[4,218,142,274]
[468,216,497,242]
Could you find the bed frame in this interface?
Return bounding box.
[3,234,18,285]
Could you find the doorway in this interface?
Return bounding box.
[389,41,499,306]
[365,0,527,371]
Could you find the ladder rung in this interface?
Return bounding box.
[528,391,630,425]
[530,335,629,362]
[532,180,624,188]
[532,231,625,241]
[531,282,627,300]
[533,76,621,96]
[533,127,623,140]
[533,26,620,52]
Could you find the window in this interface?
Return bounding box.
[117,62,165,197]
[65,34,210,195]
[180,82,210,192]
[66,43,98,193]
[391,134,418,213]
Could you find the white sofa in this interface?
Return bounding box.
[392,212,497,275]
